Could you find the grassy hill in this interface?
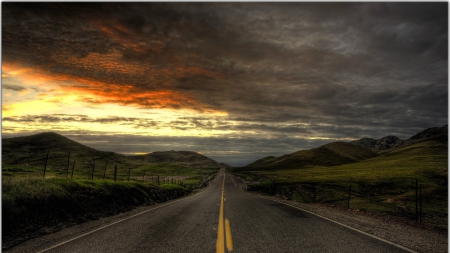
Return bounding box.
[350,124,447,151]
[131,150,220,168]
[243,142,378,170]
[2,132,221,181]
[232,129,447,230]
[2,132,135,178]
[245,156,277,167]
[2,132,221,249]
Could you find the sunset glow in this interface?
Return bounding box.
[2,2,447,165]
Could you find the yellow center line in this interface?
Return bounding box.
[216,174,226,253]
[225,218,233,251]
[216,171,234,252]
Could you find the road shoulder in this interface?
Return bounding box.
[230,174,448,253]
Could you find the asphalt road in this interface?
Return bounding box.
[7,169,415,253]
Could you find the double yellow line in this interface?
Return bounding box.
[217,172,233,252]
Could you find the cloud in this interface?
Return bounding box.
[1,2,447,164]
[2,84,27,91]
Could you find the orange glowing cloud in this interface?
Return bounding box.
[57,52,147,75]
[2,61,227,115]
[93,19,158,54]
[175,66,223,79]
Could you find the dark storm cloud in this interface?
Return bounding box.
[1,114,161,126]
[2,131,330,166]
[2,2,448,160]
[2,84,27,91]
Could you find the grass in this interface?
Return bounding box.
[232,137,448,230]
[2,161,219,186]
[2,162,219,249]
[1,176,194,250]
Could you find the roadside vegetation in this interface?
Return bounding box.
[232,136,448,230]
[2,162,218,250]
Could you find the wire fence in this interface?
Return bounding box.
[248,179,448,230]
[2,150,216,190]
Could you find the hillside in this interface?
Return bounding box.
[350,136,404,151]
[246,156,277,168]
[244,142,378,170]
[380,129,448,157]
[350,124,447,151]
[242,125,447,171]
[2,132,128,170]
[132,150,221,168]
[2,132,221,175]
[407,124,448,142]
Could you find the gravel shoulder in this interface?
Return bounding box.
[231,174,448,253]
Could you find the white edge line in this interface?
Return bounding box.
[36,181,215,253]
[228,174,418,253]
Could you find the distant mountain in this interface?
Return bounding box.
[2,132,221,170]
[133,150,221,168]
[350,136,404,151]
[350,124,448,151]
[407,125,448,141]
[242,125,448,170]
[380,127,448,158]
[244,142,378,170]
[246,156,277,168]
[2,132,127,170]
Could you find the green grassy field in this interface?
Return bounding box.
[1,176,195,250]
[2,164,218,250]
[2,161,218,187]
[232,136,448,230]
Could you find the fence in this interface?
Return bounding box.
[2,150,216,190]
[248,178,447,230]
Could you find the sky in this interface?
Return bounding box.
[1,2,448,166]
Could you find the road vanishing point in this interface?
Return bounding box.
[7,168,416,253]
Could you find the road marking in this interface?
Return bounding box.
[225,218,233,251]
[216,173,226,253]
[36,179,216,253]
[228,174,418,253]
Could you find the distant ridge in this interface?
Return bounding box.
[244,142,377,170]
[246,156,277,168]
[243,124,447,170]
[350,124,448,151]
[350,136,404,151]
[408,125,448,141]
[2,132,127,169]
[2,132,221,169]
[133,150,221,168]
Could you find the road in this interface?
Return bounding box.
[7,169,415,253]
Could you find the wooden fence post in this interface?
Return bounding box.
[91,159,96,180]
[43,150,49,179]
[128,168,131,181]
[66,152,71,179]
[114,165,117,181]
[71,161,75,179]
[103,161,108,180]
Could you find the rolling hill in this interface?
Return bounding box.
[2,132,128,171]
[130,150,220,168]
[350,136,404,151]
[2,132,221,172]
[244,142,378,170]
[242,125,447,171]
[350,125,448,151]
